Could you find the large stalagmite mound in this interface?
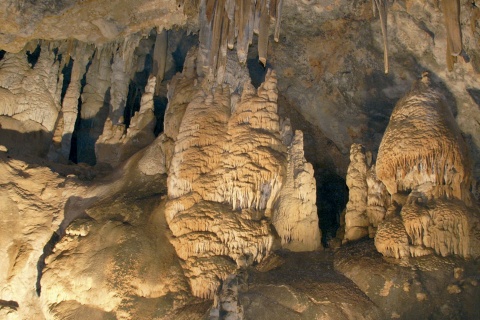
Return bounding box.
[164,51,321,299]
[343,74,480,260]
[376,73,472,203]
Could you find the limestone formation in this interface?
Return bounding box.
[372,0,389,73]
[95,75,157,167]
[0,0,479,319]
[273,130,321,251]
[197,0,284,79]
[48,41,96,163]
[344,143,370,242]
[443,0,462,68]
[366,164,390,237]
[345,74,480,259]
[0,42,63,156]
[0,153,86,319]
[164,55,320,299]
[376,73,472,204]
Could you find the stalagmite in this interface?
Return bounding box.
[376,73,471,204]
[343,73,480,259]
[366,164,390,237]
[109,35,141,125]
[272,130,322,251]
[164,53,321,299]
[343,144,370,242]
[77,44,114,164]
[49,41,95,162]
[0,42,65,156]
[0,43,60,132]
[375,214,410,259]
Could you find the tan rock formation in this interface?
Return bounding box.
[344,143,370,242]
[0,0,187,53]
[376,73,471,204]
[48,42,95,163]
[0,154,86,319]
[273,130,321,251]
[95,75,157,167]
[164,55,321,299]
[366,164,390,237]
[0,42,64,156]
[369,74,479,259]
[197,0,284,79]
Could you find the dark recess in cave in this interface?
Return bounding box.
[60,57,74,105]
[124,81,143,129]
[247,57,272,88]
[246,37,271,88]
[316,170,348,247]
[69,55,93,164]
[26,44,41,68]
[170,30,198,75]
[0,50,5,61]
[124,44,154,128]
[153,29,197,134]
[154,96,167,135]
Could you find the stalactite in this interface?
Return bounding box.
[153,30,168,96]
[273,0,283,42]
[443,0,463,56]
[258,0,269,66]
[372,0,389,73]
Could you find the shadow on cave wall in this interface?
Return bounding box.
[0,128,52,158]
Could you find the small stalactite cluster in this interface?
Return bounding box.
[194,0,283,80]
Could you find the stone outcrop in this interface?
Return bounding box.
[0,0,187,53]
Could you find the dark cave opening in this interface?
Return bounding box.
[170,30,198,75]
[247,57,272,88]
[154,96,167,135]
[60,57,74,106]
[69,55,93,164]
[152,29,197,134]
[0,50,5,61]
[124,81,143,128]
[26,44,41,68]
[316,169,348,247]
[246,36,272,88]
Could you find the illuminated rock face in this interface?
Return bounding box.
[344,74,480,259]
[164,54,321,299]
[0,153,86,319]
